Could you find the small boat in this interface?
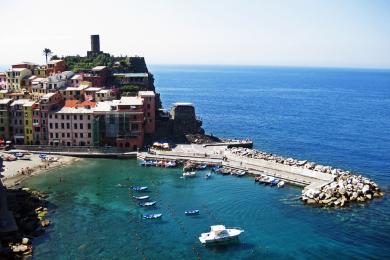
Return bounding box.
[183,171,196,178]
[270,179,279,186]
[139,201,156,207]
[185,209,200,215]
[197,164,207,170]
[130,186,148,191]
[199,225,244,244]
[236,170,246,177]
[15,152,24,158]
[205,173,212,179]
[165,161,177,168]
[143,213,162,219]
[211,166,222,173]
[133,195,150,200]
[140,160,153,167]
[277,181,285,188]
[39,153,48,159]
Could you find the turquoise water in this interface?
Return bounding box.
[23,66,390,259]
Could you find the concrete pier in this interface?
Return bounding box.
[138,143,335,188]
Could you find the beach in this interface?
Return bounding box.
[1,152,81,188]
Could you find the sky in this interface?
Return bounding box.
[1,0,390,68]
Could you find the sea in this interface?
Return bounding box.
[23,65,390,259]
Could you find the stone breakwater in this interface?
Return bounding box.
[302,174,384,207]
[227,147,384,207]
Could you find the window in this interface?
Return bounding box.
[74,115,77,120]
[62,133,65,138]
[49,123,53,129]
[55,133,59,138]
[67,133,70,138]
[75,133,78,138]
[55,123,58,129]
[74,123,77,129]
[88,133,91,138]
[66,115,70,120]
[25,120,28,125]
[79,115,83,120]
[80,133,83,138]
[88,123,91,129]
[147,104,150,109]
[55,114,58,119]
[67,123,70,129]
[87,115,90,120]
[80,123,83,129]
[61,115,64,120]
[61,123,64,128]
[50,133,53,138]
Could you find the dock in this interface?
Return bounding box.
[138,143,335,188]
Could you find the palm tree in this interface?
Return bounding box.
[43,48,52,64]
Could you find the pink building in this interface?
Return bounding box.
[0,72,7,90]
[138,91,156,134]
[48,101,95,146]
[33,92,63,144]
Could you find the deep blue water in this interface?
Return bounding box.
[24,65,390,259]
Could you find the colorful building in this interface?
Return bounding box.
[46,60,66,75]
[23,101,37,145]
[10,99,31,144]
[138,91,156,134]
[5,68,32,92]
[0,99,12,140]
[93,96,144,150]
[0,72,7,90]
[33,92,64,145]
[83,66,108,87]
[48,101,95,146]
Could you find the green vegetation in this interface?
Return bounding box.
[43,48,52,64]
[120,85,140,96]
[64,53,121,72]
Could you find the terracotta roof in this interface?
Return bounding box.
[64,100,96,108]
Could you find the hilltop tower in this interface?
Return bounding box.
[87,34,102,57]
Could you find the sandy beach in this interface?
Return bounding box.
[1,152,81,188]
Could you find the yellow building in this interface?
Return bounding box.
[23,101,37,145]
[5,68,32,92]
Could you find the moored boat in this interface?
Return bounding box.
[133,195,150,200]
[185,209,200,215]
[277,181,285,188]
[199,225,244,244]
[183,171,196,178]
[139,201,156,207]
[142,213,162,219]
[205,173,212,179]
[130,186,148,191]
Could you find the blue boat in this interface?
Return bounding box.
[143,213,162,219]
[130,186,148,191]
[205,173,212,179]
[211,166,222,173]
[139,201,156,207]
[270,179,279,186]
[185,209,200,215]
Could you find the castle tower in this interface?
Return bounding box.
[87,34,102,57]
[91,35,100,53]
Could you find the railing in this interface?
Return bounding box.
[13,145,133,154]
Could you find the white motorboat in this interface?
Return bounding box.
[199,225,244,244]
[183,171,196,178]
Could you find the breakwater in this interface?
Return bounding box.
[138,143,383,207]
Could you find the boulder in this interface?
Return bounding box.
[22,238,29,245]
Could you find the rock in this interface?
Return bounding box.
[306,199,317,205]
[365,194,372,200]
[41,220,51,227]
[12,244,28,253]
[22,238,29,245]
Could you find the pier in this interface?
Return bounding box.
[138,143,335,188]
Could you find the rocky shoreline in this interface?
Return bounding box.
[0,188,51,259]
[227,147,384,207]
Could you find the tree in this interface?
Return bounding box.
[43,48,52,64]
